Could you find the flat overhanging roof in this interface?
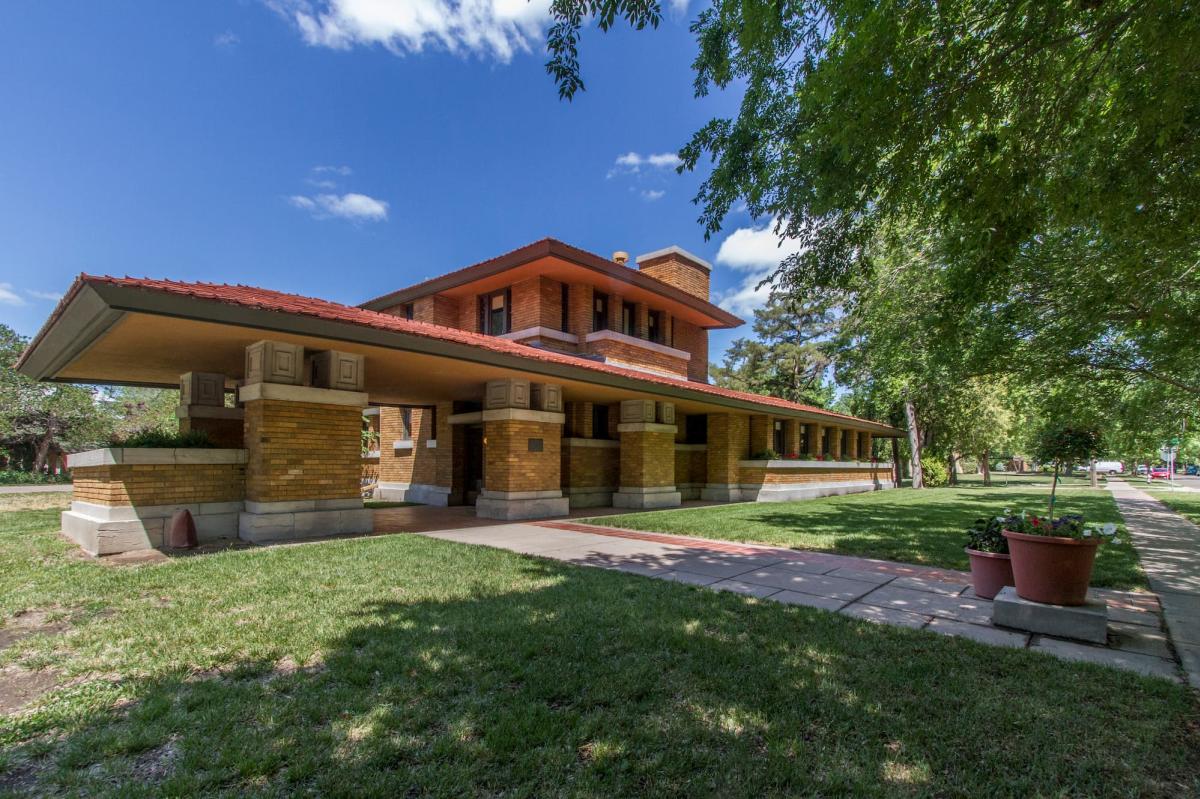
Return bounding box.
[16,275,902,436]
[359,238,743,330]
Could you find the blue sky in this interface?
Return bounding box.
[0,1,798,361]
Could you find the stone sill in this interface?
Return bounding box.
[738,459,891,469]
[393,439,415,450]
[68,447,247,468]
[583,329,692,361]
[563,437,620,449]
[499,326,578,344]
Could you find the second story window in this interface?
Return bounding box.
[478,289,511,335]
[593,293,608,332]
[561,283,569,331]
[621,302,635,336]
[648,310,663,343]
[402,303,414,320]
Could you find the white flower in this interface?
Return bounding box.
[1083,529,1093,537]
[1102,523,1117,536]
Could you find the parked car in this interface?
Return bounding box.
[1187,464,1198,476]
[1136,464,1149,475]
[1093,460,1124,475]
[1148,466,1171,480]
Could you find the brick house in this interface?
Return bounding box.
[17,238,900,555]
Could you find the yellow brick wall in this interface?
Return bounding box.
[588,338,689,378]
[619,430,675,488]
[706,413,749,484]
[561,442,619,489]
[72,463,244,506]
[671,319,708,382]
[178,417,244,448]
[674,448,707,485]
[484,418,562,493]
[637,257,710,300]
[738,465,883,485]
[244,399,362,503]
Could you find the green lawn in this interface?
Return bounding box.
[2,497,1197,796]
[1146,490,1200,525]
[586,486,1147,590]
[954,471,1097,487]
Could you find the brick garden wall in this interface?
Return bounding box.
[72,463,244,506]
[587,338,689,378]
[738,465,883,485]
[561,441,619,489]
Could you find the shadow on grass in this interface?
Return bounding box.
[3,555,1194,797]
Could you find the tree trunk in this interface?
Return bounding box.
[1048,461,1061,517]
[947,452,958,486]
[891,437,902,487]
[981,450,992,487]
[904,400,924,489]
[33,434,53,473]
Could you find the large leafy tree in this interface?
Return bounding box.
[710,289,838,406]
[548,0,1200,397]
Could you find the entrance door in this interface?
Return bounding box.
[464,423,484,505]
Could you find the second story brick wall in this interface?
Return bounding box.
[672,319,709,382]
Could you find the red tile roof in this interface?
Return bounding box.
[23,273,894,431]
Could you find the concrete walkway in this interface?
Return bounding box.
[1109,479,1200,688]
[422,519,1180,682]
[0,484,71,494]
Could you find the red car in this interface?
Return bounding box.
[1148,466,1171,480]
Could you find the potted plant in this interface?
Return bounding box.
[964,514,1014,599]
[1003,513,1121,605]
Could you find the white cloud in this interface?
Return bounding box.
[313,165,352,175]
[0,283,24,306]
[289,192,389,222]
[667,0,689,13]
[713,219,805,316]
[640,189,665,201]
[26,289,63,302]
[610,151,681,175]
[214,30,240,48]
[270,0,552,63]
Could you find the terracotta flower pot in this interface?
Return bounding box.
[964,547,1014,599]
[1003,530,1099,606]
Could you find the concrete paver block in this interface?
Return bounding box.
[1107,621,1174,660]
[926,618,1029,648]
[711,580,782,599]
[774,591,848,612]
[858,584,993,624]
[738,567,878,601]
[824,567,896,585]
[839,602,929,629]
[655,570,721,587]
[992,586,1108,644]
[1031,636,1179,681]
[890,575,969,597]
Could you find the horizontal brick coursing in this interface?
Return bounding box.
[674,448,707,484]
[244,399,362,503]
[72,463,244,506]
[671,319,708,382]
[739,466,885,485]
[619,430,675,488]
[638,256,710,301]
[561,442,619,489]
[707,413,749,484]
[484,418,562,493]
[589,338,689,378]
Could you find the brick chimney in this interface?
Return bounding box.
[635,246,712,301]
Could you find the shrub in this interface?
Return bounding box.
[111,429,214,448]
[750,449,781,460]
[965,516,1011,554]
[920,458,949,487]
[0,470,72,485]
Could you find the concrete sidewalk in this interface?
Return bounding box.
[423,519,1180,682]
[1109,480,1200,688]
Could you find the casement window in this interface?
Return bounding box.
[799,425,810,454]
[773,420,785,455]
[477,288,511,335]
[561,283,569,331]
[685,414,707,445]
[402,303,414,320]
[621,302,636,336]
[647,310,663,343]
[592,403,610,440]
[400,408,413,440]
[593,293,609,332]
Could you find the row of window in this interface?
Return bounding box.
[459,284,668,343]
[771,420,863,456]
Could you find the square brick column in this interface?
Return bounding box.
[238,382,373,542]
[846,428,859,460]
[476,379,569,520]
[784,420,802,458]
[807,423,823,457]
[702,412,749,501]
[749,414,771,456]
[613,400,680,509]
[829,426,842,460]
[861,432,873,460]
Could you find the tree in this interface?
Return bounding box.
[1033,422,1103,517]
[710,289,838,406]
[0,324,114,470]
[547,0,1200,400]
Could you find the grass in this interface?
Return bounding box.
[585,486,1147,590]
[2,495,1197,796]
[954,471,1097,487]
[1146,489,1200,525]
